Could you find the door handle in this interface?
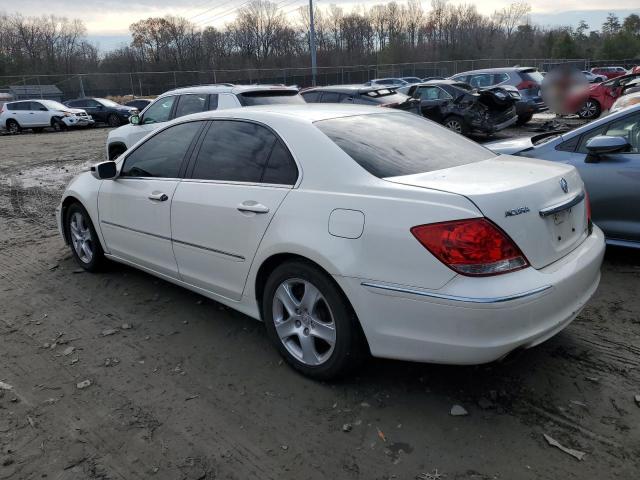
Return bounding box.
[237,201,269,214]
[148,192,168,202]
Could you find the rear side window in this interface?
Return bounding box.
[320,92,341,102]
[494,73,510,84]
[262,141,298,185]
[191,120,282,183]
[301,91,320,102]
[9,102,31,111]
[121,121,202,178]
[315,113,495,178]
[238,90,304,106]
[174,94,208,118]
[519,69,544,84]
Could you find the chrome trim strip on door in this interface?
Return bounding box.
[361,282,552,304]
[101,220,245,261]
[101,220,172,241]
[172,238,245,260]
[539,190,585,217]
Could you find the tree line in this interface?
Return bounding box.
[1,1,639,78]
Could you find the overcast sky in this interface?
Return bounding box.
[4,0,638,49]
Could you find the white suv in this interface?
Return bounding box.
[0,99,94,133]
[106,84,302,159]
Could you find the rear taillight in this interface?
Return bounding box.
[411,218,529,276]
[585,190,593,233]
[516,80,537,90]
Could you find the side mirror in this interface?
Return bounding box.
[585,135,630,163]
[129,114,140,125]
[91,161,118,180]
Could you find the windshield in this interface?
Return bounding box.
[315,113,495,178]
[238,90,304,106]
[97,98,121,107]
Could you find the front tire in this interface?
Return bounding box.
[52,119,67,132]
[65,203,105,272]
[262,260,365,380]
[578,99,601,119]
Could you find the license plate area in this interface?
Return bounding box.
[549,207,580,245]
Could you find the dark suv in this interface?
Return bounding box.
[300,85,419,113]
[449,67,547,124]
[65,97,137,127]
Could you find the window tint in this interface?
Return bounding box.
[174,94,207,118]
[263,141,298,185]
[238,91,304,106]
[208,94,218,110]
[9,102,30,111]
[142,96,176,124]
[301,91,320,102]
[121,121,202,178]
[320,92,341,103]
[494,73,510,84]
[191,121,276,183]
[315,113,495,178]
[30,102,46,111]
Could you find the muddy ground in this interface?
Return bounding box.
[0,123,638,480]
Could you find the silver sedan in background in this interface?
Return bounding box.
[486,104,640,248]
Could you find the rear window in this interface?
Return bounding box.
[238,90,304,106]
[361,91,408,105]
[519,69,545,84]
[315,113,495,178]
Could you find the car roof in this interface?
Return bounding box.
[159,84,299,97]
[302,84,397,94]
[452,67,536,76]
[173,103,398,124]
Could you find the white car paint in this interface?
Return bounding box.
[59,105,605,365]
[0,99,93,130]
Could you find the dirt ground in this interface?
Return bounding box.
[0,123,639,480]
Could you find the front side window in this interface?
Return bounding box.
[121,121,202,178]
[578,112,640,153]
[30,102,46,111]
[315,113,495,178]
[142,96,176,124]
[301,91,320,103]
[468,74,493,88]
[320,92,341,103]
[191,120,296,184]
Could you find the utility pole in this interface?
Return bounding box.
[309,0,318,86]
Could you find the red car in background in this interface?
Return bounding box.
[566,72,640,119]
[590,66,628,80]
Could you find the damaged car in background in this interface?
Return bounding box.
[397,80,519,135]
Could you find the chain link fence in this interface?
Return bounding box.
[1,58,637,101]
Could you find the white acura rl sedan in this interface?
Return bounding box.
[57,105,605,379]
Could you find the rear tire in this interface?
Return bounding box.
[107,114,121,127]
[443,115,468,135]
[578,99,601,119]
[262,260,366,380]
[516,113,534,125]
[6,119,20,134]
[64,203,106,272]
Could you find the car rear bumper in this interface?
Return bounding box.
[335,225,605,364]
[516,99,547,115]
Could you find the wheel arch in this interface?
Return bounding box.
[253,252,371,352]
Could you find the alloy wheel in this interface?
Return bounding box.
[445,119,463,133]
[69,211,94,263]
[272,278,336,366]
[580,100,598,118]
[7,121,19,134]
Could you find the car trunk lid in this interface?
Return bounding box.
[386,155,589,269]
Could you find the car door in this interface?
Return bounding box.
[171,119,298,300]
[98,120,205,277]
[569,111,640,242]
[29,101,50,126]
[80,99,104,122]
[416,86,451,121]
[10,102,31,126]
